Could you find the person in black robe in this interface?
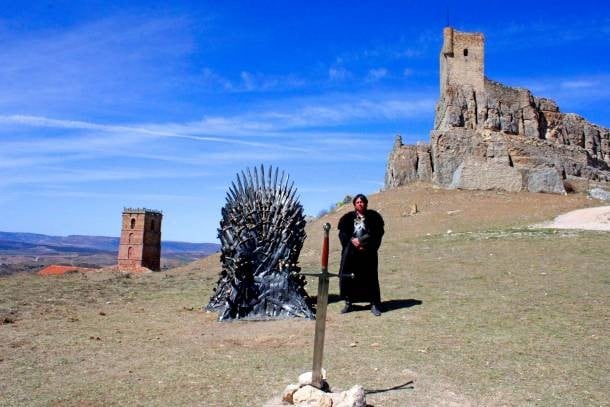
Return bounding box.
[338,194,385,316]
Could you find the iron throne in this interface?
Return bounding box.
[207,165,314,321]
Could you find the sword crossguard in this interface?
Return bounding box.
[301,271,341,278]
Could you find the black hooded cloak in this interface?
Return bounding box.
[337,209,384,304]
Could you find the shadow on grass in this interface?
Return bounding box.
[381,299,422,311]
[310,296,422,314]
[337,299,422,314]
[365,380,415,395]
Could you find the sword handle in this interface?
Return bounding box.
[321,223,330,270]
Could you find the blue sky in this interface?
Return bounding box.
[1,1,609,242]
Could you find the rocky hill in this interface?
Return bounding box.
[175,182,599,279]
[386,27,610,194]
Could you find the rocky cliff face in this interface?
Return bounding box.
[385,136,433,188]
[386,28,610,194]
[435,79,610,163]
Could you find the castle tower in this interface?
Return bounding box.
[440,27,485,96]
[117,208,162,271]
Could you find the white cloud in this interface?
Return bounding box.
[490,18,610,49]
[328,67,351,81]
[198,69,308,93]
[0,89,435,196]
[367,68,388,82]
[201,68,234,90]
[0,167,211,188]
[22,189,209,202]
[1,92,433,138]
[334,30,434,65]
[560,80,597,89]
[240,71,256,91]
[0,15,197,112]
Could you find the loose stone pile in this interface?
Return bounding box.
[265,370,366,407]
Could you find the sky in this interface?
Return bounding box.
[1,1,609,242]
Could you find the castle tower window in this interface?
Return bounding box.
[150,220,155,231]
[128,246,133,259]
[130,218,136,229]
[463,48,468,56]
[128,233,133,244]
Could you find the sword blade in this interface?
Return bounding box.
[311,222,331,389]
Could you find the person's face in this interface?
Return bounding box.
[354,198,366,212]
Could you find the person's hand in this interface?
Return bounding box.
[351,238,360,248]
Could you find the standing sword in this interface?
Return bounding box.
[302,223,341,389]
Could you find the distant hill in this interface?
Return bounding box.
[0,231,219,254]
[0,231,220,275]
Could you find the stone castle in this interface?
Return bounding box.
[117,208,162,271]
[386,27,610,194]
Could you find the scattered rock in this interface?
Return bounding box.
[526,168,566,195]
[298,369,327,386]
[292,385,327,405]
[99,311,106,316]
[410,203,418,215]
[2,317,15,324]
[589,188,610,201]
[330,385,366,407]
[318,394,333,407]
[282,384,300,404]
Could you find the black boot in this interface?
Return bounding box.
[370,303,382,316]
[340,302,352,314]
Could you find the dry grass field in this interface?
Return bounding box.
[1,184,609,406]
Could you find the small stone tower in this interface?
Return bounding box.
[117,208,162,271]
[440,27,485,96]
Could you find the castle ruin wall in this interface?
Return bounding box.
[386,27,610,194]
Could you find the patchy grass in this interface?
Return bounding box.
[1,185,609,406]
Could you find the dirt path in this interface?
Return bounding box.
[536,205,610,231]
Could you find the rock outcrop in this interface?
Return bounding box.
[386,27,610,194]
[385,136,433,188]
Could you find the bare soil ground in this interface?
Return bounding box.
[535,205,610,231]
[1,184,608,406]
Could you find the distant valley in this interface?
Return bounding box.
[0,231,219,275]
